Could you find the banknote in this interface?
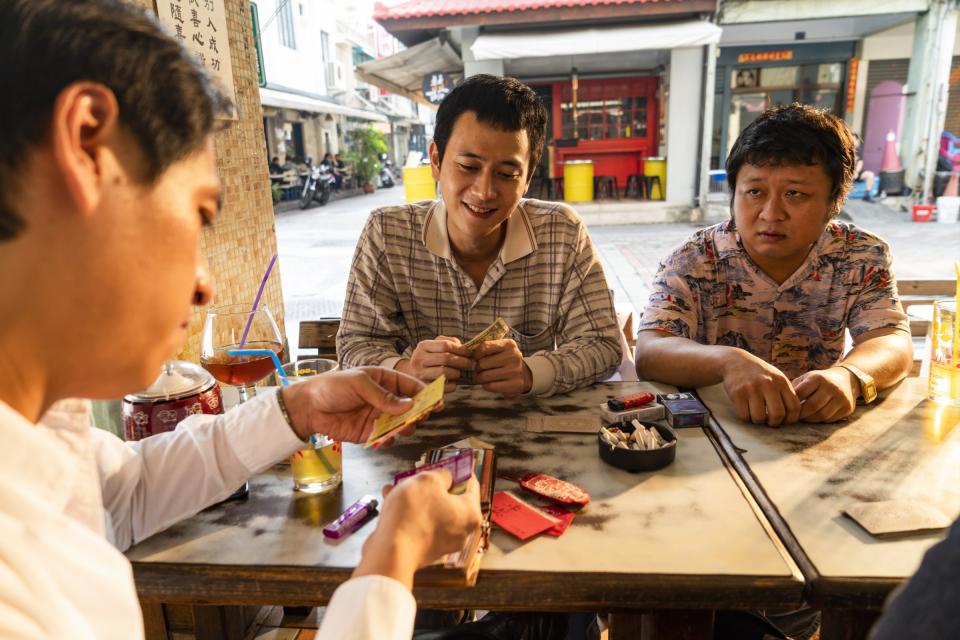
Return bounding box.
[463,317,509,352]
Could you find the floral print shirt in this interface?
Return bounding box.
[638,219,910,379]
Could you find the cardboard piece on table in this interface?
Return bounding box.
[526,415,599,434]
[492,491,559,540]
[364,375,445,448]
[844,500,952,538]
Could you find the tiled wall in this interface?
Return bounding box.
[133,0,285,362]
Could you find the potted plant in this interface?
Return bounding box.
[345,126,388,193]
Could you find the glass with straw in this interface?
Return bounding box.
[200,255,282,403]
[278,359,343,493]
[929,261,960,406]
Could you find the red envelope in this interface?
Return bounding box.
[540,505,575,537]
[491,492,558,540]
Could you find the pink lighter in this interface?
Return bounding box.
[322,495,379,539]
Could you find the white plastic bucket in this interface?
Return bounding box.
[936,196,960,223]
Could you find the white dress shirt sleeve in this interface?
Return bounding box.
[94,390,304,551]
[317,575,417,640]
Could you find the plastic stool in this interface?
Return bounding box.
[643,175,663,200]
[549,177,564,200]
[625,174,646,199]
[595,175,619,199]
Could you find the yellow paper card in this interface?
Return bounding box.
[364,375,445,448]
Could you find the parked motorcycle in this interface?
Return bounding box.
[378,152,395,189]
[300,163,336,209]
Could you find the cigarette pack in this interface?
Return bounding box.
[599,402,665,424]
[658,392,709,428]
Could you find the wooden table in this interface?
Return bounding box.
[698,378,960,639]
[127,382,803,639]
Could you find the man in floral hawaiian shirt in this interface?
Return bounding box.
[636,104,912,428]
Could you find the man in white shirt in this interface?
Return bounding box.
[0,1,481,639]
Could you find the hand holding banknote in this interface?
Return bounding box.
[397,336,473,392]
[474,339,532,396]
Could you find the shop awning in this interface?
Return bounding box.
[470,20,721,61]
[259,87,388,122]
[355,37,463,106]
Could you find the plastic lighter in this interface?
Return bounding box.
[322,495,379,539]
[607,391,654,412]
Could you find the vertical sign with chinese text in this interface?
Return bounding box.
[158,0,238,119]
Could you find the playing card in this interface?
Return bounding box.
[364,375,445,448]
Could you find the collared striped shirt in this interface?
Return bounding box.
[337,198,622,396]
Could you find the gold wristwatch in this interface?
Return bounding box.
[837,363,877,404]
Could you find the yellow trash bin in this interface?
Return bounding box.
[403,165,436,203]
[644,157,666,200]
[564,160,594,202]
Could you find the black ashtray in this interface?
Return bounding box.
[597,421,677,473]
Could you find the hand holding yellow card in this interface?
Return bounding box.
[364,375,445,448]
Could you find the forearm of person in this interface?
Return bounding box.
[841,330,913,391]
[634,331,732,388]
[351,530,422,589]
[338,332,404,370]
[539,334,622,396]
[97,391,302,550]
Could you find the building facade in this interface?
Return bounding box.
[252,0,431,170]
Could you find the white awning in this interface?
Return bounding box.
[356,37,463,106]
[471,20,722,61]
[259,87,388,122]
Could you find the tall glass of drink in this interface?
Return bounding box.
[930,299,960,407]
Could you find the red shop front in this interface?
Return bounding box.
[545,76,659,192]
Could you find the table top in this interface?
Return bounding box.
[698,378,960,607]
[127,382,802,610]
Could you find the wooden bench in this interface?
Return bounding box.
[298,318,339,362]
[898,279,954,376]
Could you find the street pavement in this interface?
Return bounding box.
[275,191,960,356]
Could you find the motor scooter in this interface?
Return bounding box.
[300,162,336,209]
[378,153,395,189]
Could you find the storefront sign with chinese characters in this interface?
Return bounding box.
[158,0,237,119]
[423,73,455,105]
[737,50,794,64]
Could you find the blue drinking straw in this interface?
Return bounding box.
[229,349,336,474]
[227,348,288,386]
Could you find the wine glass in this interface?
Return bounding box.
[200,303,284,404]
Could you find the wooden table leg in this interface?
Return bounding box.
[820,608,880,640]
[609,610,715,640]
[139,601,168,640]
[192,605,249,640]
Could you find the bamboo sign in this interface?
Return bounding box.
[157,0,238,119]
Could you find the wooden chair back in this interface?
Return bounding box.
[298,318,340,361]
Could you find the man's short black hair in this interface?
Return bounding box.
[726,103,856,213]
[0,0,232,241]
[433,74,547,179]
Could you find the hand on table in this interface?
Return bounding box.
[354,469,482,589]
[474,339,532,397]
[722,349,801,427]
[792,367,858,423]
[280,366,426,445]
[397,336,473,392]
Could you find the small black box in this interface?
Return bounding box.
[657,392,709,428]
